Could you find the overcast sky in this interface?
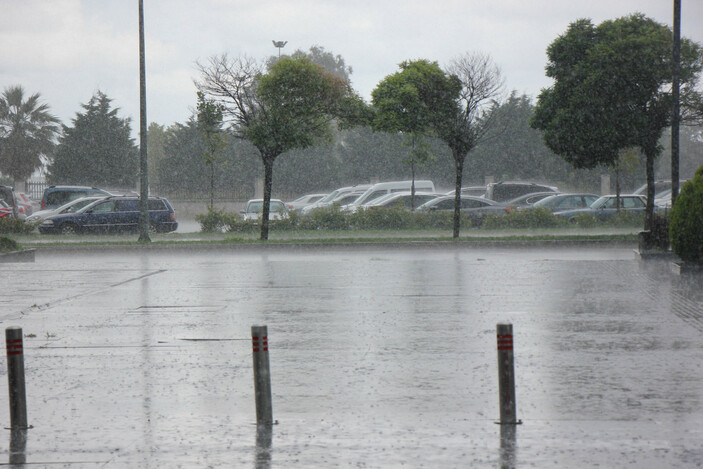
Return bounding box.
[2,0,702,133]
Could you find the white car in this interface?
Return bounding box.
[25,196,108,224]
[241,199,288,221]
[285,193,327,211]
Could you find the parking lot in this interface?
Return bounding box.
[1,244,702,467]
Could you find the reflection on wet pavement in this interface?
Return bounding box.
[0,245,702,467]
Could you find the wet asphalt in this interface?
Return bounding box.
[1,244,702,468]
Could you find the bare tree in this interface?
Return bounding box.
[195,54,263,136]
[441,52,504,238]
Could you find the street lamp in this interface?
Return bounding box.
[272,40,287,57]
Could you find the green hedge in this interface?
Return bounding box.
[670,166,703,263]
[0,218,38,234]
[195,203,648,234]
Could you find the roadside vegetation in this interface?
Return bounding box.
[195,205,649,234]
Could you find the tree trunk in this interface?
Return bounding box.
[644,147,655,231]
[615,167,621,213]
[453,151,465,239]
[410,159,416,211]
[209,162,215,210]
[260,155,275,241]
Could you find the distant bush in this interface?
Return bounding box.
[482,207,564,229]
[0,218,37,234]
[670,166,703,263]
[196,204,473,233]
[195,207,231,232]
[603,211,645,227]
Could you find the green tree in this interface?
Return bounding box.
[372,59,459,209]
[196,54,364,239]
[290,45,353,82]
[48,91,138,187]
[438,52,504,238]
[196,91,227,209]
[532,14,703,230]
[0,85,60,184]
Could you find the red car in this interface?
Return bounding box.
[0,201,13,218]
[14,192,33,217]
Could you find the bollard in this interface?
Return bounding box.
[496,323,520,425]
[251,325,273,426]
[5,327,28,430]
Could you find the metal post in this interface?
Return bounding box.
[251,325,273,426]
[5,327,27,429]
[497,323,520,425]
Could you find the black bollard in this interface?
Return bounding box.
[5,327,28,430]
[251,325,273,426]
[496,323,520,425]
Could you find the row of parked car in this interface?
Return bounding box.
[270,180,666,225]
[1,185,178,234]
[0,185,36,219]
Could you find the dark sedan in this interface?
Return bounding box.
[39,196,178,234]
[418,195,508,224]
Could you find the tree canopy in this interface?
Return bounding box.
[48,91,138,187]
[372,59,460,207]
[196,53,365,239]
[0,85,60,182]
[531,14,703,229]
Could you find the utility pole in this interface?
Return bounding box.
[671,0,681,205]
[138,0,151,242]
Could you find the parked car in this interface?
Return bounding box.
[300,184,371,215]
[485,181,558,202]
[14,192,34,217]
[39,196,177,234]
[26,196,108,224]
[342,180,435,211]
[360,191,442,211]
[418,195,508,225]
[503,192,560,210]
[0,185,18,217]
[0,201,13,218]
[241,199,288,221]
[530,193,600,212]
[445,186,487,197]
[40,185,112,210]
[553,194,646,222]
[285,193,327,211]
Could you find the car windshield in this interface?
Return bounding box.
[533,195,558,207]
[590,197,609,209]
[247,201,264,213]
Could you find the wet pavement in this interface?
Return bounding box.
[1,244,703,468]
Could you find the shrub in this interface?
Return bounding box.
[482,208,564,229]
[298,205,350,231]
[195,207,230,232]
[670,167,703,263]
[0,218,38,234]
[0,236,20,253]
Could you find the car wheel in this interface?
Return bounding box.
[148,222,160,234]
[60,223,79,235]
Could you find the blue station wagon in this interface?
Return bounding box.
[39,196,178,234]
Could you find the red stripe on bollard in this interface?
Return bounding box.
[6,339,23,356]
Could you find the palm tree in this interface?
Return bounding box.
[0,85,60,185]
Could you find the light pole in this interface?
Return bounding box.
[272,40,287,58]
